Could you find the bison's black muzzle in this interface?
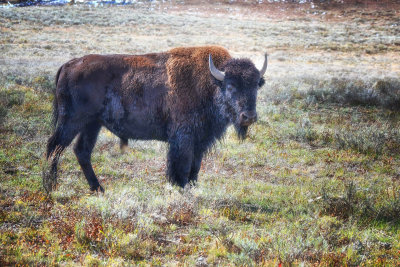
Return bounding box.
[239,111,257,126]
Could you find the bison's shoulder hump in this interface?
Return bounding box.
[165,46,231,112]
[166,46,231,89]
[168,46,231,66]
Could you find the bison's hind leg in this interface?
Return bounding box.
[120,138,128,152]
[44,122,80,193]
[73,121,103,192]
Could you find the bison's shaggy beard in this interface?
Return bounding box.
[234,124,248,140]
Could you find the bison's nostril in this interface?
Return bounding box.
[240,111,257,125]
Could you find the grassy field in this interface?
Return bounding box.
[1,1,400,265]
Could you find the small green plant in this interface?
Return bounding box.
[321,181,358,220]
[292,117,318,144]
[30,75,53,94]
[0,105,7,126]
[0,88,25,108]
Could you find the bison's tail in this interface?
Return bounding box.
[52,65,63,130]
[52,93,58,130]
[47,66,63,159]
[46,126,64,160]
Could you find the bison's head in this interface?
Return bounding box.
[209,54,267,139]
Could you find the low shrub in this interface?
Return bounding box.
[333,124,400,156]
[268,77,400,110]
[333,126,387,155]
[320,181,400,223]
[309,78,400,109]
[0,88,25,108]
[292,117,319,144]
[30,75,53,94]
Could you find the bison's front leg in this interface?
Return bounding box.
[167,131,194,188]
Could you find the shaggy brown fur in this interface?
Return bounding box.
[166,46,231,122]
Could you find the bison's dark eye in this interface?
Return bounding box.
[258,77,265,88]
[226,84,236,93]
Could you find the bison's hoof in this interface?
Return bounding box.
[42,170,57,194]
[90,185,105,193]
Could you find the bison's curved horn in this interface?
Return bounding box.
[259,53,268,77]
[209,54,225,81]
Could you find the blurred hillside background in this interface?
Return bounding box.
[1,0,399,8]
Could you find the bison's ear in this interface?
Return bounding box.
[258,77,265,88]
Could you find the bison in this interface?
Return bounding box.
[45,46,267,192]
